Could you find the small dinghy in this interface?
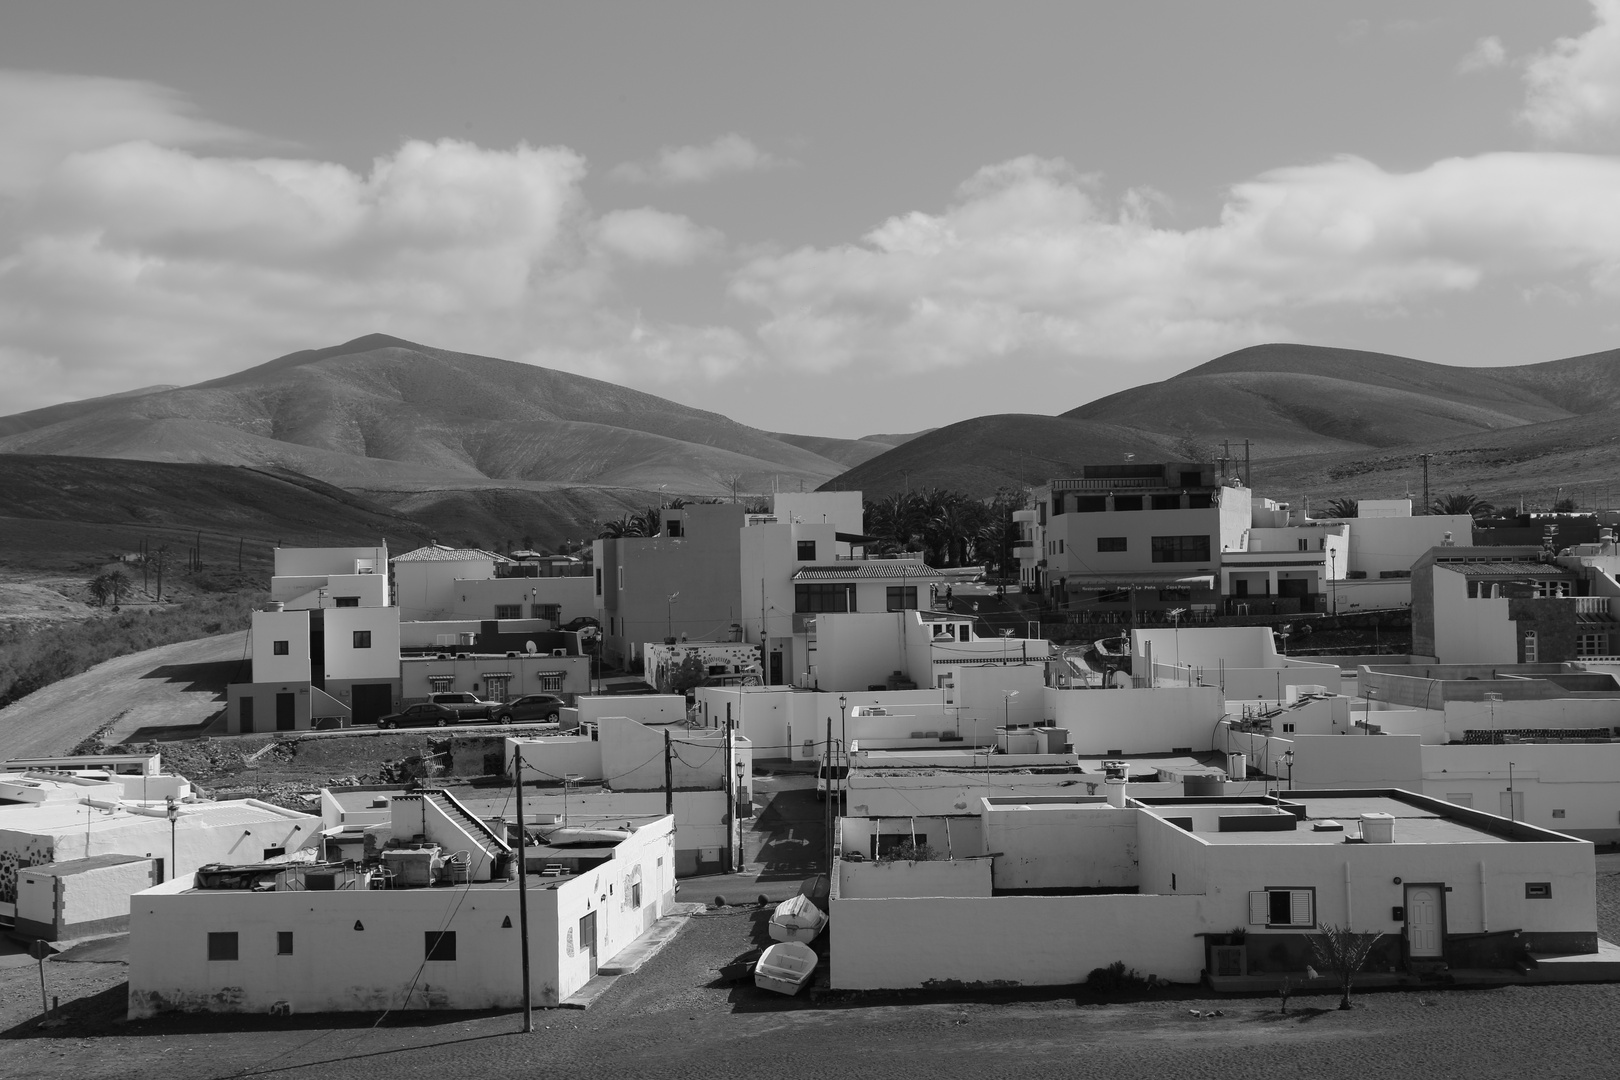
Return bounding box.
[755,940,818,996]
[768,893,828,943]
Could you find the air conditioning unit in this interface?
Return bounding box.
[552,648,566,657]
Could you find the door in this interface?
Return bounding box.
[769,650,783,685]
[240,696,254,734]
[275,692,296,731]
[1499,790,1525,821]
[579,911,598,976]
[1406,885,1444,958]
[350,683,393,725]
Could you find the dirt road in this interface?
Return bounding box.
[0,631,246,760]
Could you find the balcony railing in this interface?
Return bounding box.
[1051,478,1169,491]
[1572,596,1610,614]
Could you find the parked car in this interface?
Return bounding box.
[492,693,566,724]
[426,691,500,721]
[377,703,459,729]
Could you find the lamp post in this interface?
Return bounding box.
[1508,761,1517,821]
[165,796,178,883]
[1364,687,1376,733]
[1484,691,1502,736]
[735,758,747,870]
[665,591,679,642]
[838,694,848,812]
[1283,748,1294,792]
[1002,690,1019,753]
[1329,548,1337,615]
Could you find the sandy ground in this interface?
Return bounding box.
[0,630,247,759]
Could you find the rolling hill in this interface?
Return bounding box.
[0,334,885,497]
[828,343,1620,501]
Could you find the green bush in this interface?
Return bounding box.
[1084,961,1148,992]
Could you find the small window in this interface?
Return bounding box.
[1152,494,1180,510]
[352,630,372,649]
[1523,630,1539,664]
[1074,496,1107,513]
[886,586,918,612]
[335,596,360,607]
[1297,539,1309,551]
[208,932,239,961]
[425,931,457,961]
[277,931,294,956]
[797,540,816,561]
[1525,882,1552,899]
[1552,809,1567,819]
[262,846,286,860]
[1057,539,1065,554]
[1250,888,1314,928]
[631,880,643,908]
[532,603,560,621]
[595,568,603,596]
[273,640,290,656]
[494,605,522,619]
[1113,495,1143,511]
[1186,493,1213,509]
[618,567,624,591]
[1098,537,1127,552]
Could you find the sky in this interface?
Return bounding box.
[4,1,1620,437]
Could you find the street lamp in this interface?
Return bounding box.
[1283,748,1294,791]
[165,796,178,883]
[1329,548,1337,615]
[1508,761,1517,821]
[665,591,679,642]
[1002,690,1019,753]
[1484,691,1502,736]
[838,694,848,811]
[735,759,747,870]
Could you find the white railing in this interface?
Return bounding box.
[1573,597,1610,614]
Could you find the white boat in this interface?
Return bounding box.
[755,941,818,995]
[768,893,828,943]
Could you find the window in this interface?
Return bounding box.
[272,640,290,656]
[886,586,918,611]
[277,932,294,956]
[1098,537,1127,553]
[617,567,623,591]
[429,675,454,693]
[425,931,457,961]
[631,879,643,908]
[1526,882,1552,899]
[1297,539,1309,551]
[207,932,239,961]
[1074,496,1106,513]
[1552,809,1567,819]
[595,568,602,596]
[537,671,565,691]
[797,540,817,561]
[352,630,372,649]
[1179,471,1202,487]
[1523,630,1538,663]
[666,519,683,538]
[1158,587,1191,602]
[1250,888,1314,928]
[1113,495,1143,511]
[1152,494,1181,510]
[335,596,359,608]
[1577,633,1608,657]
[1151,535,1211,563]
[1535,580,1571,598]
[1057,539,1065,554]
[532,603,560,621]
[795,583,855,613]
[261,846,286,860]
[494,604,522,619]
[1186,493,1213,509]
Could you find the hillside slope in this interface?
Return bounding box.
[0,334,860,495]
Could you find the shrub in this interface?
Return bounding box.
[1084,961,1148,992]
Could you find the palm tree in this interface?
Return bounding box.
[87,574,111,607]
[1430,493,1495,519]
[597,514,644,539]
[632,505,662,537]
[1323,497,1358,519]
[105,569,130,607]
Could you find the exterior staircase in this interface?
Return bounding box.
[394,789,510,881]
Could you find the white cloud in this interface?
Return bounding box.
[1521,0,1620,142]
[731,152,1620,376]
[594,207,722,264]
[1458,36,1507,74]
[609,133,786,185]
[0,70,753,411]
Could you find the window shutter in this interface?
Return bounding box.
[1291,890,1313,927]
[1249,891,1269,925]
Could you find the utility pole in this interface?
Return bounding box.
[1421,454,1432,515]
[824,711,835,875]
[723,705,735,874]
[1243,440,1252,488]
[513,744,533,1032]
[664,730,673,817]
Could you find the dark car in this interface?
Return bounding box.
[492,694,566,724]
[377,702,458,729]
[426,691,500,720]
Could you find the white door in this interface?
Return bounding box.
[1499,790,1524,821]
[1406,885,1443,958]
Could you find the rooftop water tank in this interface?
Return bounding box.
[1360,812,1394,844]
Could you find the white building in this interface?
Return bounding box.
[270,545,389,610]
[830,790,1601,990]
[127,814,677,1016]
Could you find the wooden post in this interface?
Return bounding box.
[723,707,735,873]
[664,729,673,816]
[514,744,532,1033]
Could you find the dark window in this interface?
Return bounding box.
[1186,493,1213,509]
[1297,539,1309,551]
[240,696,255,733]
[1037,503,1047,525]
[631,880,643,908]
[1151,535,1211,563]
[797,540,816,561]
[795,583,855,613]
[666,519,683,537]
[1057,539,1065,553]
[494,605,522,619]
[1380,569,1411,579]
[272,640,290,656]
[261,846,286,860]
[532,603,560,621]
[352,630,372,648]
[425,931,457,961]
[335,596,359,607]
[1074,496,1107,513]
[886,586,918,611]
[1251,887,1314,928]
[1179,471,1202,487]
[1526,882,1552,899]
[1151,495,1181,510]
[277,931,294,955]
[1097,537,1127,552]
[208,932,239,961]
[1113,495,1143,511]
[595,568,602,596]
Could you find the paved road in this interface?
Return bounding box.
[0,631,246,760]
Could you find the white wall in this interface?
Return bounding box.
[773,491,864,535]
[507,735,603,783]
[252,609,311,683]
[839,856,992,899]
[576,695,689,727]
[457,577,596,623]
[1432,566,1517,664]
[324,607,402,681]
[1046,685,1226,754]
[985,803,1139,890]
[595,717,750,793]
[394,557,496,622]
[1420,742,1620,839]
[693,686,950,761]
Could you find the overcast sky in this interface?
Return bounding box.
[4,1,1620,437]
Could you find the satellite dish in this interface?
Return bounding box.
[525,640,538,654]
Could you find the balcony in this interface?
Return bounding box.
[1051,478,1169,492]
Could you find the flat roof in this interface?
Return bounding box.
[1141,793,1545,846]
[24,853,152,876]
